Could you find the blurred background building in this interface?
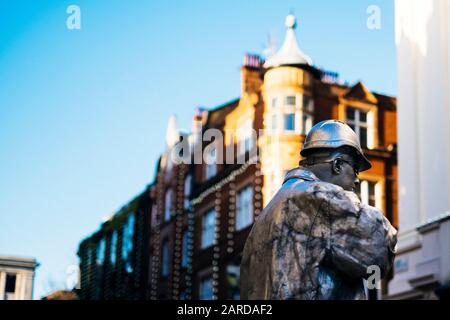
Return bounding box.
[387,0,450,300]
[77,14,398,300]
[77,188,151,299]
[0,255,38,300]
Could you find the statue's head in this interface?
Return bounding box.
[300,120,372,192]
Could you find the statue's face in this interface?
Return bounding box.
[303,148,361,192]
[332,156,360,192]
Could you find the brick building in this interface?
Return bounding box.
[77,187,152,300]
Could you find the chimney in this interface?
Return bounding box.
[190,107,206,148]
[241,53,263,94]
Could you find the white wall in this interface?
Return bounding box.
[389,0,450,298]
[395,0,450,248]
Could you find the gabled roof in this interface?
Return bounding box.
[205,98,240,128]
[319,81,396,111]
[343,81,378,104]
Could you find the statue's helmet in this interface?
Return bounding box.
[300,119,372,172]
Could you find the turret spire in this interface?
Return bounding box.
[264,14,312,68]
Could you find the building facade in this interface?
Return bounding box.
[77,187,152,300]
[0,256,38,300]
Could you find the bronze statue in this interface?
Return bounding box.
[241,120,397,299]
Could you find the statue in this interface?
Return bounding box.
[240,120,397,300]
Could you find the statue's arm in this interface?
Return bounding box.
[326,190,397,279]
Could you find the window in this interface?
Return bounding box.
[356,180,379,208]
[164,189,173,222]
[285,95,296,106]
[110,231,118,266]
[179,290,188,300]
[239,120,254,155]
[184,175,191,209]
[201,209,216,249]
[346,107,369,148]
[284,113,295,132]
[303,95,314,113]
[271,97,277,108]
[302,114,313,135]
[236,185,253,231]
[270,94,313,135]
[205,147,217,179]
[271,113,278,132]
[181,231,189,268]
[87,247,94,267]
[122,213,135,273]
[5,274,16,293]
[199,275,213,300]
[302,96,314,134]
[96,238,106,266]
[226,264,240,300]
[162,239,170,277]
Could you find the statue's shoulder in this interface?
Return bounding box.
[283,167,343,197]
[287,178,342,200]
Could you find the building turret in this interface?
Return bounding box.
[259,14,316,205]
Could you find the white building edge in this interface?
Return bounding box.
[0,256,39,300]
[388,0,450,299]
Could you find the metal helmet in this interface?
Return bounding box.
[300,119,372,172]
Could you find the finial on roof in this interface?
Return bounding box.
[264,14,312,69]
[285,14,297,29]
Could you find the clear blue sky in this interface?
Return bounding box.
[0,0,395,299]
